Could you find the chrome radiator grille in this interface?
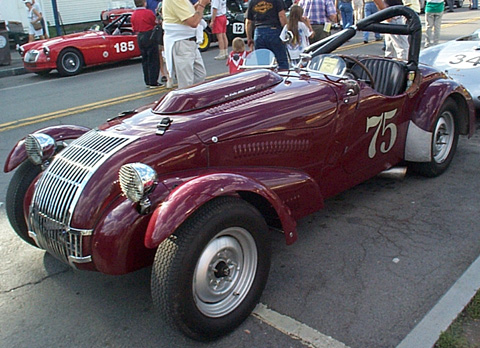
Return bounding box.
[29,129,138,266]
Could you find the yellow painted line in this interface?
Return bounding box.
[0,89,162,133]
[0,73,227,133]
[441,15,480,29]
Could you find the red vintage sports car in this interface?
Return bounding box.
[18,13,140,77]
[4,6,476,341]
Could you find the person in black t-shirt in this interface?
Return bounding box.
[245,0,289,69]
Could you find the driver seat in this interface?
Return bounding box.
[352,58,408,96]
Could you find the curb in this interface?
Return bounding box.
[396,255,480,348]
[0,66,27,78]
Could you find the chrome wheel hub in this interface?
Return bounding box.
[433,111,454,164]
[193,227,257,317]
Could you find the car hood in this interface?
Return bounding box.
[65,69,339,228]
[22,31,105,50]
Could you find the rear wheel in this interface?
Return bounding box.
[57,48,84,76]
[6,161,41,247]
[410,99,459,177]
[151,197,271,340]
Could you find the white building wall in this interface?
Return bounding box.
[0,0,134,32]
[42,0,134,26]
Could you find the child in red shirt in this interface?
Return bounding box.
[226,37,251,74]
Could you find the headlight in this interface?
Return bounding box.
[25,133,57,165]
[119,163,158,203]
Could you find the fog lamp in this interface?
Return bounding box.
[119,163,158,203]
[25,133,57,165]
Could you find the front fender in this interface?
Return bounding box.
[4,125,91,173]
[145,173,300,249]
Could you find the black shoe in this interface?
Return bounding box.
[148,82,164,89]
[447,9,454,12]
[363,40,368,44]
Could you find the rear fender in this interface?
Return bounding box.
[405,79,475,162]
[145,173,301,248]
[4,125,91,173]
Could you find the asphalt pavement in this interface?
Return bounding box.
[2,33,480,348]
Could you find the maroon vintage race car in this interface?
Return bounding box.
[4,6,476,341]
[18,13,140,77]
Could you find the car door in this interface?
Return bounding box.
[341,84,409,181]
[105,33,139,62]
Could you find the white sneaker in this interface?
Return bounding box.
[214,54,227,60]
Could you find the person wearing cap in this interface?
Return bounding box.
[24,0,44,42]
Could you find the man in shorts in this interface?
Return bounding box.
[210,0,228,59]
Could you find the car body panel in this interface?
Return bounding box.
[420,29,480,109]
[5,6,476,275]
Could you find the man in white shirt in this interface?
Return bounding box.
[163,0,210,88]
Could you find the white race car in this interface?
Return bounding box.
[420,29,480,110]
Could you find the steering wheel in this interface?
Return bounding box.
[338,55,375,90]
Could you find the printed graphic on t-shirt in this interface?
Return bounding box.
[254,1,274,13]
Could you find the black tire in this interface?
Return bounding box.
[57,48,84,76]
[151,196,271,340]
[6,161,42,247]
[410,99,459,177]
[35,69,52,76]
[198,30,211,52]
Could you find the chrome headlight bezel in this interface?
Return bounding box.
[119,163,158,203]
[25,133,57,165]
[24,49,40,63]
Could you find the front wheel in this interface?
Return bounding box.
[151,197,271,340]
[410,99,459,177]
[6,161,41,246]
[57,48,84,76]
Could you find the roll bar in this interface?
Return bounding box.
[304,6,422,71]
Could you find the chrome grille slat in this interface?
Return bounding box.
[29,129,138,265]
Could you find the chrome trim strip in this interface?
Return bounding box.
[28,230,40,247]
[68,255,93,265]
